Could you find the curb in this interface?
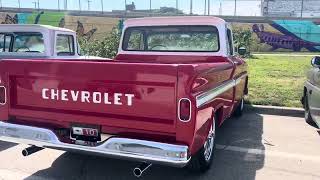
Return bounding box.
[244,104,304,117]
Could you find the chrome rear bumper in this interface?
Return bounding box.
[0,121,189,167]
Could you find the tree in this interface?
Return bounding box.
[79,27,121,59]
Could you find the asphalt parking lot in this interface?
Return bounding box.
[0,111,319,180]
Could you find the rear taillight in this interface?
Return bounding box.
[178,98,191,122]
[0,86,6,105]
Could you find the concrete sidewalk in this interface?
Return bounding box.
[244,104,304,117]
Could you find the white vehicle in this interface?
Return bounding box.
[0,24,106,60]
[302,56,320,127]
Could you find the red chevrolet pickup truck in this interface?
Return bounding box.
[0,16,248,176]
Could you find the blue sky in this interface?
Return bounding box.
[1,0,262,16]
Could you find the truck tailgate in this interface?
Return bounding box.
[1,59,178,134]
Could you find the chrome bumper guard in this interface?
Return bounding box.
[0,122,189,167]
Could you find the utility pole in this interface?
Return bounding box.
[18,0,21,9]
[234,0,237,16]
[267,0,269,16]
[208,0,210,15]
[79,0,81,11]
[124,0,127,17]
[260,0,263,16]
[149,0,152,12]
[32,1,37,9]
[101,0,104,13]
[64,0,67,10]
[300,0,304,18]
[58,0,60,11]
[87,0,91,10]
[176,0,178,14]
[204,0,207,15]
[37,0,40,9]
[190,0,193,15]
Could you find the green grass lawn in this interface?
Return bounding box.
[245,55,313,107]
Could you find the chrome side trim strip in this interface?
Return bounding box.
[196,80,235,108]
[0,122,189,167]
[235,74,247,86]
[196,74,247,108]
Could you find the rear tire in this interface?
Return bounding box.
[188,116,216,172]
[304,94,314,124]
[234,97,244,117]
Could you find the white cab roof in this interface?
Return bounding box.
[124,16,226,27]
[0,24,75,33]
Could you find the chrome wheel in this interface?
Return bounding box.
[203,120,215,162]
[240,98,244,111]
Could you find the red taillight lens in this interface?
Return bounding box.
[0,86,6,105]
[179,98,191,122]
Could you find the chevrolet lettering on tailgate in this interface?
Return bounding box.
[42,88,135,106]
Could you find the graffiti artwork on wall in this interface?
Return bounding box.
[1,14,18,24]
[0,11,98,40]
[253,20,320,52]
[76,21,97,40]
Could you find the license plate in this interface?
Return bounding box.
[71,125,101,143]
[72,127,99,137]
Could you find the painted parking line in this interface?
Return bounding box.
[216,144,320,163]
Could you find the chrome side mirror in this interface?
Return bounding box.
[238,47,246,56]
[311,56,320,68]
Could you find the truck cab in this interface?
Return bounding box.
[0,24,84,59]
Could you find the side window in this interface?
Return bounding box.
[0,34,13,52]
[0,34,5,52]
[4,35,12,52]
[125,30,144,51]
[227,28,234,56]
[56,34,75,56]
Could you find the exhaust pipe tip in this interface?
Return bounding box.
[22,146,44,157]
[22,149,29,156]
[133,162,152,178]
[133,168,142,178]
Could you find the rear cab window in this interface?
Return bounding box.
[122,26,220,52]
[56,34,75,56]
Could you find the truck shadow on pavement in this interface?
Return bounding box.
[24,113,265,180]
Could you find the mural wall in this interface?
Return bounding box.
[0,11,319,52]
[0,11,119,41]
[232,20,320,52]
